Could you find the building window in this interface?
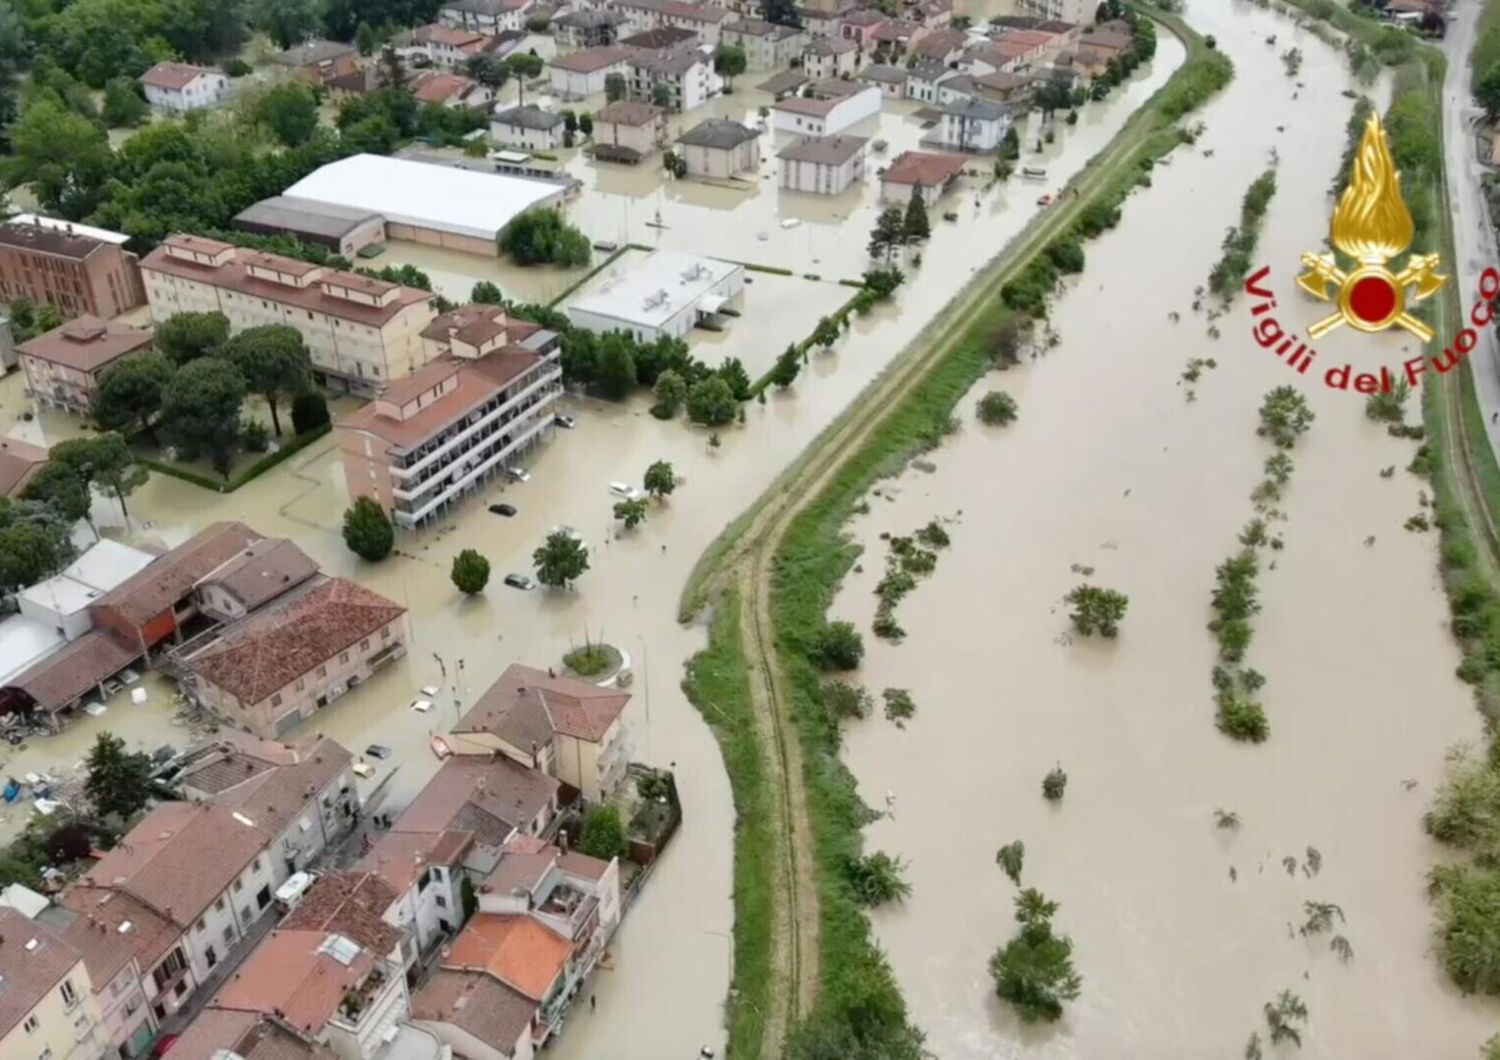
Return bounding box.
[60,979,78,1007]
[317,665,327,677]
[214,897,225,911]
[434,895,447,908]
[339,651,349,664]
[196,918,206,933]
[252,857,261,873]
[23,1014,39,1034]
[223,925,235,946]
[271,693,282,707]
[233,879,243,893]
[360,639,369,651]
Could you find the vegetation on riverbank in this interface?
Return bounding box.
[1208,168,1278,302]
[681,7,1234,1057]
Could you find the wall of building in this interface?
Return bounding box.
[779,152,865,194]
[550,65,621,100]
[681,139,759,178]
[181,852,279,983]
[0,241,145,320]
[143,75,228,112]
[383,224,499,259]
[0,958,105,1060]
[415,1019,533,1060]
[266,769,358,883]
[490,120,564,152]
[595,120,660,156]
[95,961,157,1059]
[21,354,116,413]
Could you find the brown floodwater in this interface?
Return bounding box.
[833,2,1500,1056]
[0,32,1178,1057]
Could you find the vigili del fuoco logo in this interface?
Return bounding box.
[1243,113,1497,394]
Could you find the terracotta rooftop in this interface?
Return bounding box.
[442,913,569,1000]
[882,150,967,187]
[454,663,630,748]
[392,756,559,849]
[356,830,474,893]
[18,316,153,374]
[0,436,48,497]
[9,627,138,711]
[96,521,263,627]
[412,72,481,104]
[195,736,353,840]
[139,61,218,90]
[803,35,856,55]
[0,908,83,1039]
[482,842,557,898]
[914,28,968,57]
[57,886,181,989]
[83,802,267,929]
[183,577,405,706]
[212,929,374,1037]
[596,100,665,126]
[279,872,402,956]
[169,1010,338,1060]
[419,303,512,346]
[0,218,115,259]
[195,537,320,612]
[558,850,611,881]
[411,969,536,1053]
[411,23,490,47]
[174,729,302,795]
[549,45,634,72]
[998,27,1061,47]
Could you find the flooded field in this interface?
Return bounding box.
[0,32,1180,1059]
[832,1,1500,1056]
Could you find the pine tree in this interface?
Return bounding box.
[903,188,931,243]
[868,205,905,261]
[770,345,801,388]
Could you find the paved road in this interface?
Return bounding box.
[1443,0,1500,459]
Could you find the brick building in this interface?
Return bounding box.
[0,214,145,319]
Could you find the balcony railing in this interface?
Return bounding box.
[393,403,558,526]
[390,364,561,482]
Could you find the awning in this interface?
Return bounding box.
[699,294,727,315]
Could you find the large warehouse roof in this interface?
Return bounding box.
[281,154,566,243]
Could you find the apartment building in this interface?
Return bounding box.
[591,101,667,162]
[0,908,108,1060]
[627,47,722,111]
[676,118,761,178]
[0,214,145,319]
[771,81,881,136]
[490,104,567,151]
[552,8,627,47]
[450,664,632,801]
[355,831,474,961]
[177,577,408,739]
[395,23,516,68]
[439,0,535,34]
[548,45,634,99]
[721,18,805,66]
[614,0,730,45]
[139,235,437,399]
[801,35,858,80]
[19,316,153,414]
[778,134,870,194]
[336,305,563,528]
[933,96,1012,152]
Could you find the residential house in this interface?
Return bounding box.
[553,9,628,47]
[139,235,438,398]
[548,46,634,100]
[905,56,951,102]
[0,214,146,320]
[0,437,47,499]
[591,101,667,162]
[880,150,966,205]
[176,577,408,739]
[396,24,515,68]
[963,38,1031,74]
[778,134,869,194]
[18,316,153,414]
[0,908,107,1060]
[440,0,535,34]
[991,27,1055,65]
[336,307,563,528]
[1017,0,1093,25]
[410,970,536,1060]
[356,831,474,959]
[620,26,700,50]
[840,8,890,50]
[721,19,806,67]
[857,63,909,98]
[627,47,722,111]
[269,40,359,86]
[801,0,861,39]
[166,1011,344,1060]
[279,871,410,974]
[491,104,568,151]
[771,81,881,136]
[911,0,954,27]
[191,537,321,624]
[390,755,561,856]
[931,96,1011,151]
[614,0,730,45]
[801,35,858,80]
[937,70,1031,106]
[676,118,761,178]
[912,26,969,64]
[138,62,229,111]
[449,664,632,802]
[870,17,930,58]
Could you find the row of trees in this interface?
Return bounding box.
[868,190,931,261]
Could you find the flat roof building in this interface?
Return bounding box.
[281,154,571,258]
[567,249,744,344]
[232,196,387,259]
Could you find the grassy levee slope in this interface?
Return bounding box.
[681,8,1234,1058]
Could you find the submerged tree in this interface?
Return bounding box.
[996,840,1026,885]
[1263,990,1309,1047]
[1064,584,1129,637]
[989,887,1082,1022]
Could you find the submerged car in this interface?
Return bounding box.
[488,503,517,516]
[504,573,535,590]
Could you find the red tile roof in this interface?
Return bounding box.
[549,45,633,72]
[18,316,153,374]
[169,1010,338,1060]
[411,969,535,1053]
[356,830,474,893]
[0,437,48,497]
[197,736,353,840]
[212,929,374,1037]
[58,886,182,987]
[184,577,405,706]
[0,908,83,1039]
[442,914,569,1000]
[96,521,263,627]
[139,61,218,90]
[279,872,402,956]
[882,150,967,187]
[10,628,139,711]
[454,664,630,748]
[392,756,558,848]
[195,537,320,613]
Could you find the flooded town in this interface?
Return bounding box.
[1,0,1499,1057]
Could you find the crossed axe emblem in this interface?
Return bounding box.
[1294,252,1446,343]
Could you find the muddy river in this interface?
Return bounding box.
[833,1,1500,1056]
[0,26,1188,1060]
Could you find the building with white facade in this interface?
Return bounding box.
[931,96,1012,152]
[771,81,881,136]
[139,234,438,398]
[395,23,517,67]
[1017,0,1093,25]
[138,62,229,111]
[627,46,722,111]
[439,0,535,34]
[17,540,156,643]
[567,250,744,344]
[336,305,563,528]
[0,909,108,1060]
[801,35,857,80]
[879,150,967,205]
[721,18,806,66]
[676,118,761,178]
[491,104,567,151]
[614,0,730,45]
[778,134,869,194]
[549,45,634,99]
[356,831,474,960]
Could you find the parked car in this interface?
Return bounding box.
[504,573,535,590]
[365,744,392,760]
[488,503,517,516]
[352,762,376,779]
[608,482,644,501]
[410,698,433,713]
[507,467,531,483]
[555,413,577,429]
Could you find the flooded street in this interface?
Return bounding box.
[834,2,1500,1056]
[0,21,1188,1060]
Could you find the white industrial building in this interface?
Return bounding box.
[281,154,571,257]
[17,540,157,642]
[567,250,744,343]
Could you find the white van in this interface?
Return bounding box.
[275,871,316,911]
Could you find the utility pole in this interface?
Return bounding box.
[452,658,466,723]
[433,653,448,718]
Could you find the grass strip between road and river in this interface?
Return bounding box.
[679,7,1235,1058]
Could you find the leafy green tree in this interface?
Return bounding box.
[471,280,505,304]
[252,0,323,49]
[0,519,65,593]
[343,496,394,561]
[21,462,91,531]
[651,83,673,109]
[466,54,508,89]
[254,82,320,146]
[506,52,544,105]
[977,391,1018,425]
[224,325,312,435]
[154,311,229,366]
[92,354,174,446]
[761,0,802,27]
[996,840,1025,884]
[84,732,152,819]
[1479,63,1500,120]
[451,548,491,594]
[643,460,676,500]
[812,620,864,671]
[714,43,747,88]
[845,851,911,905]
[613,497,647,530]
[101,79,149,127]
[717,357,751,401]
[6,98,113,216]
[652,369,686,418]
[578,804,629,860]
[534,530,590,588]
[596,339,637,399]
[50,434,147,518]
[161,356,246,470]
[1257,386,1315,448]
[605,72,627,102]
[989,888,1082,1022]
[811,316,840,350]
[1263,990,1308,1046]
[499,210,592,267]
[868,204,905,261]
[579,112,593,136]
[686,376,737,426]
[291,391,331,434]
[902,188,930,243]
[823,680,871,719]
[355,21,379,56]
[1042,765,1068,801]
[1064,584,1128,637]
[770,345,801,389]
